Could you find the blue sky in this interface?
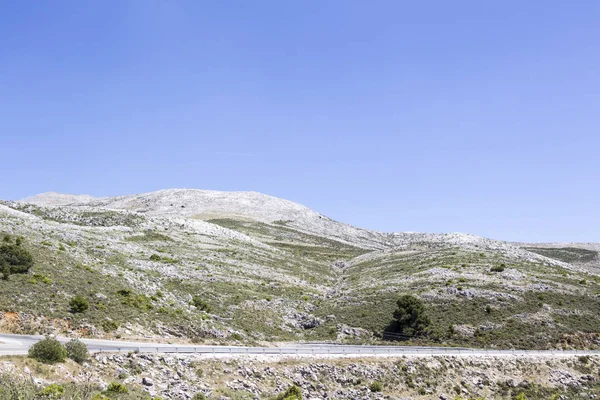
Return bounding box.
[1,1,599,242]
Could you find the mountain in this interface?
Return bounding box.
[0,189,599,349]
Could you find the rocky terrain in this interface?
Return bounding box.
[1,189,599,350]
[2,352,600,399]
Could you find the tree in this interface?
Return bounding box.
[28,337,66,364]
[393,295,430,336]
[69,295,89,313]
[65,339,89,364]
[0,241,34,275]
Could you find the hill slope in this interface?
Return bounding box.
[0,189,598,349]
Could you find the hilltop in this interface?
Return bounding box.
[0,189,598,349]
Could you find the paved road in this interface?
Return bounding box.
[1,334,598,357]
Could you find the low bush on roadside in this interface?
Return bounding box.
[65,339,89,364]
[28,337,66,364]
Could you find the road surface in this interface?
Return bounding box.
[1,334,598,357]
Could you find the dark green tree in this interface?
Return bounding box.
[69,295,89,313]
[0,242,34,275]
[393,294,431,336]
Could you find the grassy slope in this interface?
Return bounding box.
[1,203,600,349]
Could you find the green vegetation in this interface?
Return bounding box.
[38,383,65,398]
[191,296,211,312]
[65,339,89,364]
[125,230,172,242]
[104,382,128,394]
[490,264,506,272]
[69,295,89,313]
[275,385,302,400]
[0,236,34,277]
[0,371,155,399]
[369,381,383,392]
[149,254,179,264]
[392,295,430,336]
[524,247,598,264]
[28,337,67,364]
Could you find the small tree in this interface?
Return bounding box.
[0,241,34,275]
[69,295,89,313]
[393,294,430,336]
[28,337,66,364]
[65,339,89,364]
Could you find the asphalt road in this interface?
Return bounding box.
[1,334,599,357]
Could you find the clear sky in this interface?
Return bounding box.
[1,1,599,242]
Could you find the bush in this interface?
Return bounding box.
[491,264,506,272]
[369,381,383,392]
[191,296,211,312]
[276,385,302,400]
[393,294,430,336]
[38,383,65,398]
[0,240,34,276]
[28,337,66,364]
[102,319,119,332]
[192,394,207,400]
[105,382,128,394]
[69,295,89,313]
[65,339,89,364]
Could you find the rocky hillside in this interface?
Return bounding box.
[2,352,600,400]
[1,189,599,349]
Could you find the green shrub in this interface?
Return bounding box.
[1,264,9,280]
[192,394,207,400]
[579,355,590,364]
[102,319,119,332]
[28,337,66,364]
[38,383,64,398]
[69,295,89,313]
[393,294,430,336]
[105,382,128,394]
[149,254,162,262]
[0,240,34,275]
[491,264,506,272]
[369,381,383,392]
[276,385,302,400]
[65,339,89,364]
[191,296,211,312]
